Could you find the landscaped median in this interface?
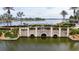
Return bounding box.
[69,28,79,41]
[0,27,19,40]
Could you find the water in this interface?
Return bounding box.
[0,20,63,26]
[0,19,76,51]
[0,37,79,51]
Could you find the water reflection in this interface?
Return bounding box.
[0,38,78,51]
[69,41,79,51]
[6,41,18,51]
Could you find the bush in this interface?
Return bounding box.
[70,29,79,35]
[55,22,75,27]
[0,32,2,36]
[5,32,17,38]
[0,30,9,33]
[11,28,18,36]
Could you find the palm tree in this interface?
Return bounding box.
[17,12,25,25]
[0,15,4,21]
[2,13,10,26]
[3,7,14,26]
[2,13,13,26]
[70,7,78,17]
[61,10,68,21]
[70,15,74,19]
[3,7,14,14]
[76,10,79,20]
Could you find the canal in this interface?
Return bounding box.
[0,37,79,51]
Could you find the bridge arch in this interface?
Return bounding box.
[30,34,35,38]
[41,33,47,37]
[53,34,58,38]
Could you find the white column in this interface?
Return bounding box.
[67,27,69,37]
[35,27,38,37]
[59,27,61,37]
[19,28,21,36]
[50,27,53,37]
[27,27,30,37]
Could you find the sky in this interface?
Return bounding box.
[0,7,73,18]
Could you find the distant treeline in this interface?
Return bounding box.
[16,17,45,21]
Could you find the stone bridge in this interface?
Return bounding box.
[19,26,69,37]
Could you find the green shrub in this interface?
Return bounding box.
[70,29,79,35]
[0,30,8,33]
[11,28,18,36]
[0,32,2,36]
[5,32,17,38]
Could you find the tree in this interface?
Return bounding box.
[70,15,74,19]
[60,10,68,21]
[17,12,25,25]
[3,7,14,26]
[3,7,14,14]
[70,7,78,17]
[76,10,79,20]
[3,13,9,26]
[35,17,45,21]
[0,15,4,21]
[2,13,13,26]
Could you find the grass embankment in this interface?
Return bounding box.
[0,28,18,38]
